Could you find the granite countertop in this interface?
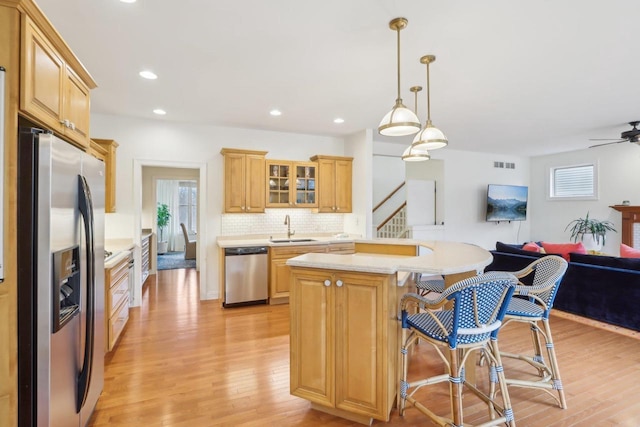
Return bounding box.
[104,249,132,269]
[216,233,360,248]
[286,240,492,277]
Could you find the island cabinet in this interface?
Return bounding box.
[311,155,353,213]
[105,252,131,351]
[221,148,267,213]
[289,267,399,424]
[266,160,317,208]
[21,14,93,149]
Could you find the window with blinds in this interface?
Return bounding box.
[549,163,597,199]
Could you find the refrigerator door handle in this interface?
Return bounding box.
[77,175,95,411]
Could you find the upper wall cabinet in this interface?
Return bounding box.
[266,160,317,208]
[20,15,93,149]
[221,148,268,213]
[91,139,119,213]
[311,155,353,213]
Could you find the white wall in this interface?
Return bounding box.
[530,143,640,255]
[91,113,346,300]
[344,130,372,237]
[371,141,529,249]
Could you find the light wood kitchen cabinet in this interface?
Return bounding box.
[311,155,353,213]
[21,15,92,149]
[221,148,267,213]
[289,267,399,423]
[105,252,131,351]
[269,242,355,303]
[269,244,327,302]
[92,138,119,213]
[266,160,317,208]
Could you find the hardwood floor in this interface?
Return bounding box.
[89,269,640,426]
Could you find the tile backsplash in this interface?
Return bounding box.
[220,209,344,236]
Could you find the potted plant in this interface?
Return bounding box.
[157,203,171,254]
[565,212,616,251]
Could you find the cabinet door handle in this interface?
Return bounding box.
[324,279,331,287]
[336,279,343,287]
[69,122,76,130]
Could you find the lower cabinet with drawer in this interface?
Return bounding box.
[269,242,355,304]
[105,251,131,352]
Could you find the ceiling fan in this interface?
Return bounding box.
[589,121,640,148]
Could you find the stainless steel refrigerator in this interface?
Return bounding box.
[17,127,105,427]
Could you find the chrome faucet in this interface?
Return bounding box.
[284,215,295,239]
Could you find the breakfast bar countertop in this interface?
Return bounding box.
[287,240,493,276]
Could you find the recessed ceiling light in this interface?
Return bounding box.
[270,109,282,116]
[153,109,166,115]
[334,118,345,124]
[120,0,137,3]
[139,70,157,80]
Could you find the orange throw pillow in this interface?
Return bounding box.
[522,242,544,253]
[620,243,640,258]
[540,241,587,261]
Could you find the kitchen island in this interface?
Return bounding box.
[286,240,492,425]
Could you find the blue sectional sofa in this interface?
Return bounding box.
[484,242,640,332]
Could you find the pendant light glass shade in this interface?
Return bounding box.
[378,18,421,137]
[402,86,430,162]
[402,143,430,161]
[412,55,448,150]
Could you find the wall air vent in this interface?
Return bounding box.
[493,161,516,169]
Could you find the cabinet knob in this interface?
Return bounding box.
[324,279,331,287]
[332,206,336,211]
[336,207,340,211]
[69,122,76,130]
[241,206,245,211]
[336,279,343,287]
[247,206,251,211]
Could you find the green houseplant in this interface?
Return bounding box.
[157,203,172,254]
[565,212,616,250]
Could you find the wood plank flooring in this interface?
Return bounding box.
[89,268,640,426]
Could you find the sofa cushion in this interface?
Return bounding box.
[540,241,586,261]
[522,241,545,253]
[620,243,640,259]
[569,252,640,271]
[495,241,549,258]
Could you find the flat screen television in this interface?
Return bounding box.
[486,184,528,222]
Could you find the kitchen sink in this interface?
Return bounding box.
[270,238,317,243]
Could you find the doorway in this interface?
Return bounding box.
[132,160,207,307]
[156,178,198,270]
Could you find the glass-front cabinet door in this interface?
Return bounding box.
[266,160,317,208]
[294,162,316,207]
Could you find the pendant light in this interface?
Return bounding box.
[410,55,448,150]
[378,18,421,137]
[402,86,430,161]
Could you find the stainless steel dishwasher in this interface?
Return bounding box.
[223,246,268,307]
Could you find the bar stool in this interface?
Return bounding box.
[493,255,569,408]
[399,272,518,427]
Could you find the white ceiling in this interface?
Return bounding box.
[36,0,640,157]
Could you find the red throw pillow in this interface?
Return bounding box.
[522,242,544,253]
[540,241,587,261]
[620,243,640,258]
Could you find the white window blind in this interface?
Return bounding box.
[550,164,596,198]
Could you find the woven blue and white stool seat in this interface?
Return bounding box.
[416,277,445,295]
[506,297,545,318]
